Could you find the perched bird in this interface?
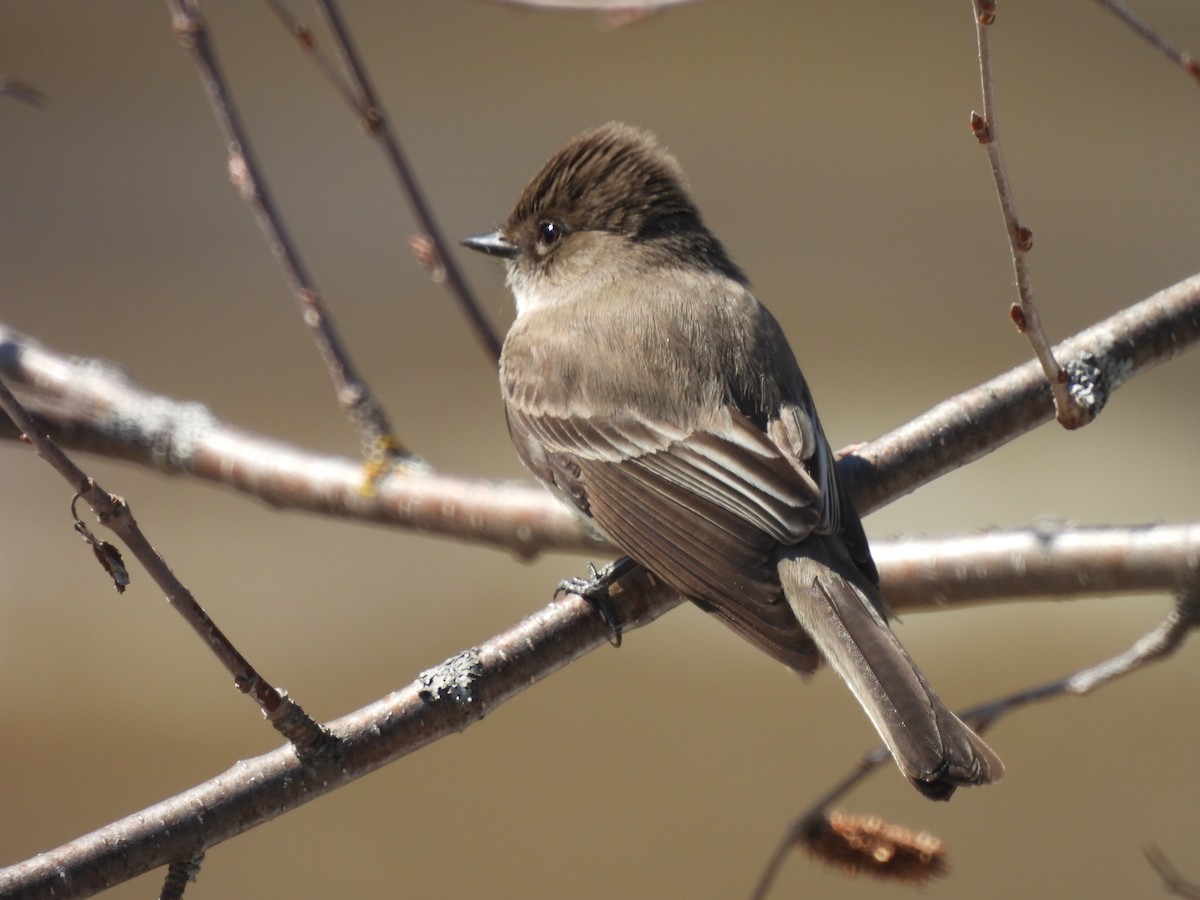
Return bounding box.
[463,123,1002,799]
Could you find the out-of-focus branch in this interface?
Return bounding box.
[1144,845,1200,899]
[1092,0,1200,83]
[265,0,503,361]
[167,0,409,467]
[316,0,503,362]
[3,271,1198,554]
[0,76,45,105]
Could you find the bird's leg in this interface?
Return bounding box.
[556,556,639,648]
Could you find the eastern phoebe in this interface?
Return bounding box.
[463,123,1002,799]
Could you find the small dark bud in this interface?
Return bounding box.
[969,111,992,144]
[1009,303,1027,331]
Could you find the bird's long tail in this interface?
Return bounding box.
[777,537,1003,800]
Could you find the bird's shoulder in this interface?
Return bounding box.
[500,270,801,424]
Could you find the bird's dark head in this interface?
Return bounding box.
[462,123,744,311]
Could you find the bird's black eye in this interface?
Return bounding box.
[536,220,564,248]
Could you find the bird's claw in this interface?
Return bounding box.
[556,560,625,648]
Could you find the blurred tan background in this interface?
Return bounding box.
[2,2,1199,897]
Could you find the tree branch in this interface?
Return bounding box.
[0,376,335,757]
[4,270,1198,551]
[4,544,1194,898]
[875,522,1200,609]
[844,270,1200,515]
[969,0,1092,429]
[0,565,670,900]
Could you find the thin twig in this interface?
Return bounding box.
[749,750,892,900]
[263,0,360,108]
[265,1,471,304]
[0,375,334,758]
[1144,845,1200,899]
[970,0,1091,429]
[167,0,411,468]
[284,0,503,362]
[970,589,1200,726]
[755,589,1200,897]
[0,77,45,105]
[1093,0,1200,84]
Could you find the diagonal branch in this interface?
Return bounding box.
[4,548,1194,898]
[0,377,334,757]
[845,270,1200,515]
[1092,0,1200,83]
[315,0,503,362]
[0,566,670,900]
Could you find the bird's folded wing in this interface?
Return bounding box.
[512,402,829,671]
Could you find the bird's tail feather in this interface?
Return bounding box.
[777,538,1003,800]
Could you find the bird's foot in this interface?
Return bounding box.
[556,557,637,648]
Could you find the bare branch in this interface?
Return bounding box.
[1144,845,1200,899]
[315,0,503,361]
[1093,0,1200,84]
[166,0,409,467]
[874,522,1200,609]
[0,376,334,757]
[264,1,503,360]
[3,270,1198,554]
[0,564,671,899]
[0,320,598,556]
[966,590,1200,727]
[969,0,1091,429]
[0,76,45,105]
[846,271,1200,515]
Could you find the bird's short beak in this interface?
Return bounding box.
[461,229,518,260]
